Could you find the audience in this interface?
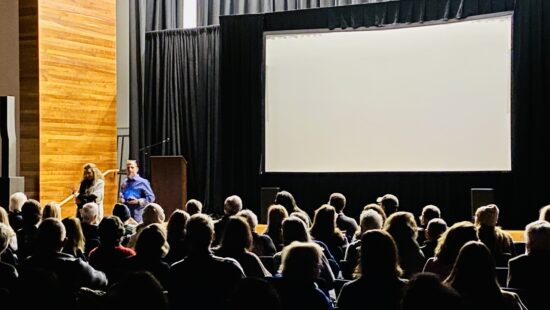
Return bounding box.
[228,277,282,310]
[106,271,168,310]
[185,199,203,216]
[127,203,165,248]
[0,207,18,266]
[112,203,137,243]
[264,204,289,251]
[538,205,550,222]
[417,204,441,244]
[16,199,41,260]
[0,223,18,294]
[420,218,448,259]
[379,194,399,217]
[401,272,461,310]
[80,202,101,257]
[275,191,311,226]
[344,209,384,276]
[310,204,348,261]
[164,209,190,264]
[61,217,87,260]
[8,192,26,232]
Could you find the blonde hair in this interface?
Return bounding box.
[42,201,61,220]
[9,192,27,213]
[82,163,104,183]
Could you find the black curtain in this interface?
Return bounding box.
[198,0,386,26]
[144,27,222,213]
[130,0,184,169]
[220,0,550,228]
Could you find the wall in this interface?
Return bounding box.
[0,1,20,177]
[19,0,118,217]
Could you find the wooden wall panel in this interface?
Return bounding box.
[38,0,117,219]
[19,0,39,199]
[19,0,117,217]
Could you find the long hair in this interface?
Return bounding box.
[444,241,504,308]
[81,163,104,184]
[360,230,402,279]
[282,216,311,246]
[219,216,253,252]
[435,221,478,265]
[62,217,85,255]
[310,204,344,242]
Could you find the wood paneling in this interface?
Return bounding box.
[20,0,117,218]
[19,0,39,199]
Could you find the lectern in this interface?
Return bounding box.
[150,156,187,218]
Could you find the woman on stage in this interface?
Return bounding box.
[74,163,105,220]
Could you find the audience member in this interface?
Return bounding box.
[417,204,441,244]
[185,199,203,216]
[16,199,41,260]
[80,202,101,257]
[423,221,477,280]
[61,217,87,260]
[344,209,384,276]
[538,205,550,222]
[265,204,289,251]
[272,241,333,310]
[42,201,61,220]
[384,211,426,278]
[127,203,165,248]
[8,192,26,232]
[0,223,18,294]
[363,203,387,224]
[401,272,461,310]
[169,214,245,310]
[0,207,18,266]
[112,203,138,243]
[444,241,526,310]
[337,230,406,310]
[214,216,271,277]
[310,204,348,261]
[420,218,448,258]
[213,195,243,246]
[380,194,399,217]
[475,204,515,265]
[328,193,358,241]
[238,209,277,256]
[106,271,168,310]
[275,191,311,226]
[228,277,282,310]
[165,209,190,264]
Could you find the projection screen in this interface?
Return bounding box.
[264,14,512,173]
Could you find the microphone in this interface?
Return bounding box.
[139,137,171,153]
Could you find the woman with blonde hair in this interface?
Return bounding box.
[42,201,61,220]
[61,217,87,260]
[0,207,18,266]
[73,163,104,220]
[264,205,289,251]
[8,192,26,232]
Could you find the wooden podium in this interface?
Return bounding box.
[150,156,187,219]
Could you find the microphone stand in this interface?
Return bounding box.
[138,137,171,178]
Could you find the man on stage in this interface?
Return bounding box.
[119,160,155,222]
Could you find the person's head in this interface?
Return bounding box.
[80,202,99,225]
[435,221,477,264]
[280,241,322,281]
[186,214,215,251]
[42,201,61,220]
[113,203,131,223]
[274,191,297,215]
[61,217,85,252]
[98,216,125,247]
[37,218,66,252]
[237,209,258,232]
[474,204,499,227]
[282,216,311,246]
[107,271,168,310]
[383,211,418,242]
[328,193,346,213]
[445,241,500,291]
[524,220,550,254]
[135,223,169,258]
[267,204,288,229]
[425,218,448,242]
[166,210,190,242]
[358,209,384,237]
[289,211,311,228]
[82,162,103,182]
[224,195,243,216]
[220,216,253,252]
[310,204,339,237]
[539,205,550,222]
[142,203,165,224]
[21,199,42,226]
[0,207,10,225]
[363,203,387,223]
[360,229,402,278]
[126,159,139,178]
[0,223,13,254]
[420,205,441,226]
[402,273,461,310]
[380,194,399,216]
[185,199,203,216]
[9,192,27,213]
[228,278,282,310]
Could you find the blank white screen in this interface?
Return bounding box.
[264,15,512,172]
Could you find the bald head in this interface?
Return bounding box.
[224,195,243,216]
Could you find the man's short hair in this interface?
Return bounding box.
[22,199,42,225]
[380,194,399,216]
[539,205,550,222]
[525,220,550,253]
[143,203,166,224]
[81,202,99,224]
[421,205,441,226]
[426,218,448,240]
[328,193,346,213]
[186,214,215,250]
[126,159,138,166]
[185,199,203,215]
[359,209,384,232]
[224,195,243,215]
[37,218,66,251]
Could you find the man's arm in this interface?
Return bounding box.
[138,179,155,207]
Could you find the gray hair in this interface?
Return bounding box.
[525,220,550,254]
[224,195,243,215]
[81,202,99,224]
[237,209,258,230]
[9,192,27,213]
